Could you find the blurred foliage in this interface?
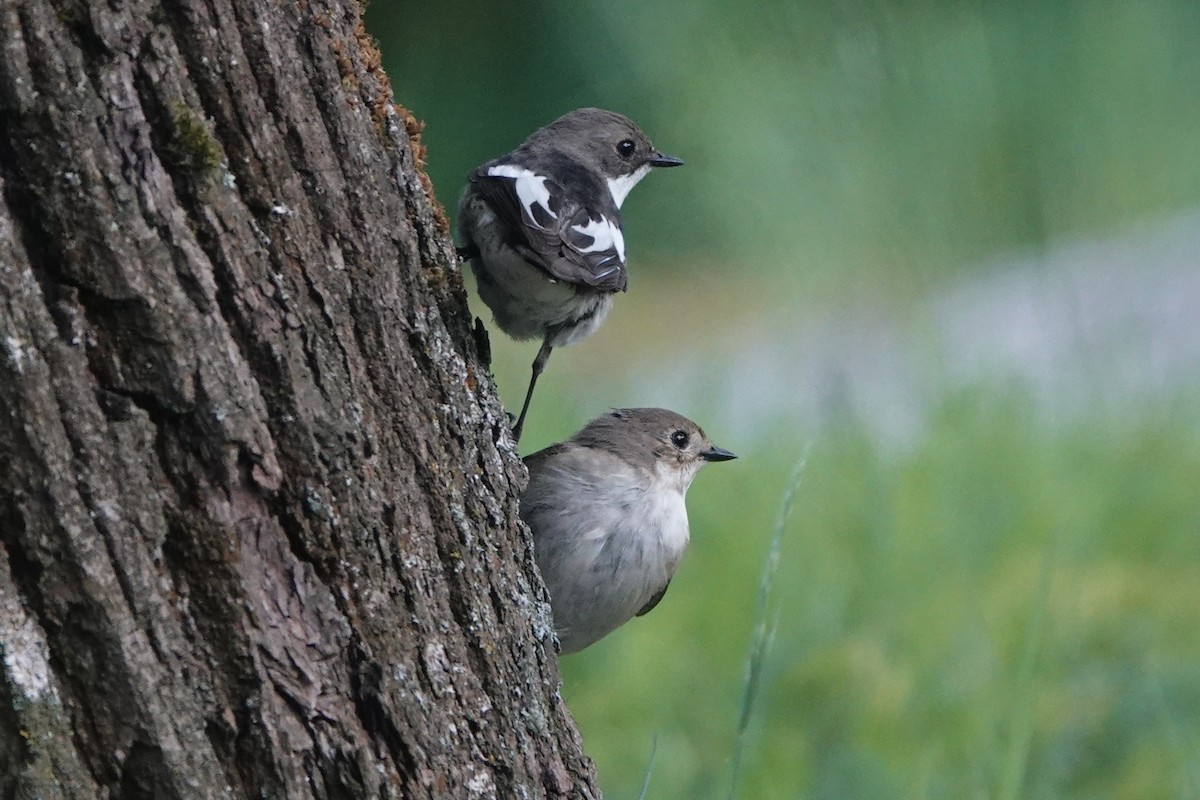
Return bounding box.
[369,0,1200,291]
[365,2,1200,798]
[553,391,1200,800]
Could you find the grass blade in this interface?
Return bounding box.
[635,734,659,800]
[996,547,1054,800]
[727,450,809,800]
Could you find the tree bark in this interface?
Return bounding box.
[0,0,597,797]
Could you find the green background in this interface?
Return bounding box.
[366,2,1200,798]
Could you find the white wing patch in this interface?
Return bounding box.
[488,163,557,224]
[571,215,626,263]
[606,164,651,208]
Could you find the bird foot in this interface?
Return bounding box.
[472,317,492,367]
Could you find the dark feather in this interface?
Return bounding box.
[636,580,670,617]
[522,441,573,471]
[469,162,628,292]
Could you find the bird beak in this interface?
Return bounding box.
[701,445,737,462]
[649,151,684,168]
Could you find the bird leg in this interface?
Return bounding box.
[511,336,554,444]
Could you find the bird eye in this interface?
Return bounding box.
[670,430,690,448]
[616,139,636,158]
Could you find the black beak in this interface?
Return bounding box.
[701,445,737,463]
[649,151,684,168]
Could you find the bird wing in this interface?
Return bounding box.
[470,163,628,292]
[636,580,670,617]
[521,441,572,471]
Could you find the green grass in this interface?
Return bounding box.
[728,452,806,800]
[552,384,1200,800]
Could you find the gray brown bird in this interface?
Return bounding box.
[520,408,736,653]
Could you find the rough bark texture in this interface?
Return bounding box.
[0,0,598,797]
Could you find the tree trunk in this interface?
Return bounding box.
[0,0,597,797]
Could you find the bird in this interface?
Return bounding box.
[520,408,736,653]
[456,108,683,442]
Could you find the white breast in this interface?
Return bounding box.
[635,466,691,561]
[607,163,651,208]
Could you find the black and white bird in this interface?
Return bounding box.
[520,408,736,653]
[457,108,683,442]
